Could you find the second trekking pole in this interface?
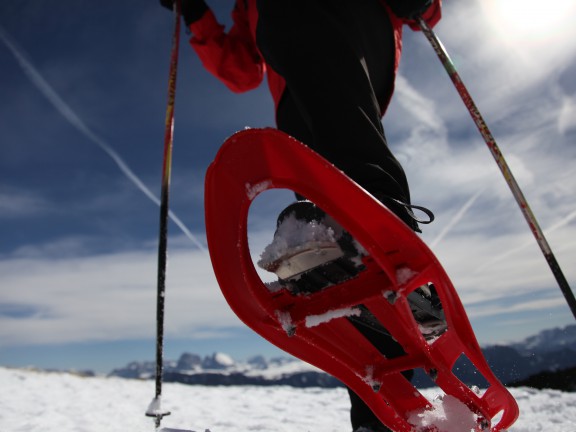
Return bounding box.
[146,0,182,428]
[416,16,576,320]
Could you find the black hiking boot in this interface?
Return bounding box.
[257,200,366,293]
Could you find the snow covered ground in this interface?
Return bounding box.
[1,367,575,432]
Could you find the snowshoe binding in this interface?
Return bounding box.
[258,200,447,342]
[258,201,365,291]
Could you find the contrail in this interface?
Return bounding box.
[0,25,206,253]
[429,188,484,248]
[475,208,576,273]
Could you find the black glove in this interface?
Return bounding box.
[159,0,209,26]
[384,0,432,19]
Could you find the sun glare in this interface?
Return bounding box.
[483,0,575,43]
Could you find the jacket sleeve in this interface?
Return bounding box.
[188,2,264,93]
[405,0,442,30]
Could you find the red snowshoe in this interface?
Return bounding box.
[205,128,519,432]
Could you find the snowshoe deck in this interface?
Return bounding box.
[205,128,519,432]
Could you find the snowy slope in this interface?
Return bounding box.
[2,367,575,432]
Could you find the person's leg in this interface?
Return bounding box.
[256,2,418,429]
[348,389,390,432]
[257,0,418,230]
[346,317,415,431]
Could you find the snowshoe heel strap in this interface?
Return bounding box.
[391,198,435,225]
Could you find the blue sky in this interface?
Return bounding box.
[1,0,576,374]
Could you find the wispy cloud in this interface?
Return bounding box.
[0,188,51,218]
[429,188,485,248]
[0,244,230,346]
[557,93,576,135]
[0,224,280,347]
[475,208,576,273]
[467,296,568,320]
[0,224,572,348]
[391,5,576,335]
[0,25,205,253]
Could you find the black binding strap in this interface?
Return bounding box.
[391,198,435,225]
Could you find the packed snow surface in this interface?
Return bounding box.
[2,367,576,432]
[258,213,338,268]
[396,267,418,285]
[305,307,361,328]
[408,395,478,431]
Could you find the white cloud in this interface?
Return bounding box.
[1,191,575,349]
[0,188,51,218]
[0,245,236,346]
[558,95,576,134]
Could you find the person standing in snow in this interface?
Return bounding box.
[160,1,442,431]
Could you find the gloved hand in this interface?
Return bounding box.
[384,0,433,19]
[159,0,209,26]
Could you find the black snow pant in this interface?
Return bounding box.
[256,0,419,232]
[256,0,416,430]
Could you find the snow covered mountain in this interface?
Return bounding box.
[109,353,342,388]
[109,325,576,390]
[511,324,576,354]
[415,324,576,389]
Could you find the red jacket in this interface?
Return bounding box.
[188,0,442,116]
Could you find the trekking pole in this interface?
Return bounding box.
[146,0,182,428]
[416,16,576,320]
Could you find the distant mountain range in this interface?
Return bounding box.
[110,352,342,388]
[109,324,576,391]
[412,324,576,389]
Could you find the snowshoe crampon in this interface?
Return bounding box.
[205,128,519,432]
